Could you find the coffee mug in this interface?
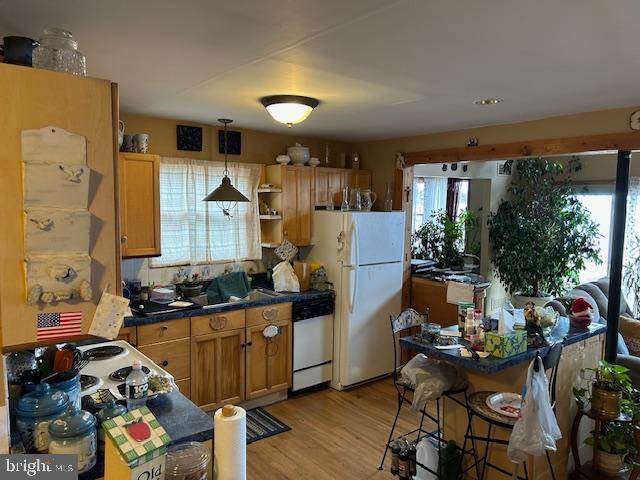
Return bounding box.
[121,134,135,152]
[134,133,149,153]
[118,120,125,148]
[2,36,37,66]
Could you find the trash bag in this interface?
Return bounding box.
[272,261,300,293]
[507,356,562,463]
[399,354,465,412]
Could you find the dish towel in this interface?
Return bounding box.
[207,272,251,303]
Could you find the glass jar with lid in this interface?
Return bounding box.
[32,28,86,76]
[165,441,211,480]
[15,383,69,453]
[48,405,97,474]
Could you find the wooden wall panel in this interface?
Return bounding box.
[0,64,118,347]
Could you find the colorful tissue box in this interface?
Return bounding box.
[103,406,171,480]
[484,331,527,358]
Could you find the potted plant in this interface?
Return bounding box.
[180,272,202,298]
[584,361,632,420]
[488,157,601,307]
[412,209,478,268]
[585,422,634,476]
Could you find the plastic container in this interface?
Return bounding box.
[48,405,97,473]
[16,383,69,453]
[165,441,211,480]
[95,400,127,454]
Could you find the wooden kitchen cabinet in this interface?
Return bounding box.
[138,338,191,381]
[119,152,161,257]
[265,165,314,246]
[344,169,371,191]
[116,326,137,346]
[191,328,246,411]
[314,167,344,207]
[245,318,292,400]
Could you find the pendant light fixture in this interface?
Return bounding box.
[203,118,250,217]
[260,95,319,127]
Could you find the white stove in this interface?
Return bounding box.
[77,340,174,399]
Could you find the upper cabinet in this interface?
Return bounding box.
[313,167,371,208]
[263,165,314,246]
[119,153,161,257]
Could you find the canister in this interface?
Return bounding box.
[48,405,97,474]
[16,383,69,453]
[95,400,127,455]
[46,369,81,410]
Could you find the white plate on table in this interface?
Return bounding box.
[486,392,522,418]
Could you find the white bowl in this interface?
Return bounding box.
[308,157,320,167]
[287,145,310,165]
[276,155,291,165]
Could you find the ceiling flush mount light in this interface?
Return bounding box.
[203,118,250,217]
[260,95,320,127]
[474,98,503,105]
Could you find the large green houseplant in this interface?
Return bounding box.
[488,157,601,306]
[412,210,477,268]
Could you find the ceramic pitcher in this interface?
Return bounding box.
[361,189,377,211]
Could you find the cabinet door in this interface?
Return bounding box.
[191,329,245,411]
[281,167,299,245]
[328,169,343,206]
[296,168,313,245]
[116,326,137,346]
[245,319,292,400]
[314,168,330,207]
[355,170,371,190]
[119,153,161,257]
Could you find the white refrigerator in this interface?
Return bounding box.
[310,210,405,390]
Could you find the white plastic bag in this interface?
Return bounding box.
[415,437,438,480]
[272,261,300,293]
[507,356,562,463]
[399,354,464,411]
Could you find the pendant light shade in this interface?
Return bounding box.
[260,95,319,127]
[203,118,249,216]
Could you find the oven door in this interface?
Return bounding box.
[292,314,333,391]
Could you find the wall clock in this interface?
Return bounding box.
[630,111,640,130]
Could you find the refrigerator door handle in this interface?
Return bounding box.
[348,265,357,314]
[343,220,359,268]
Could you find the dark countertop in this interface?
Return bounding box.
[124,290,335,327]
[80,390,212,479]
[400,317,606,374]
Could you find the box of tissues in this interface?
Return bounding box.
[484,331,527,358]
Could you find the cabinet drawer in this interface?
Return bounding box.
[137,318,190,346]
[246,302,292,327]
[175,378,191,400]
[138,338,190,380]
[191,310,245,336]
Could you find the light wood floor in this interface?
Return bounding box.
[247,378,435,479]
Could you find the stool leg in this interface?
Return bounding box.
[545,450,556,480]
[378,390,405,470]
[481,424,493,480]
[523,459,529,480]
[464,393,482,480]
[416,404,426,442]
[437,398,442,476]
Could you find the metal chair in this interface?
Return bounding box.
[465,342,563,480]
[378,309,481,478]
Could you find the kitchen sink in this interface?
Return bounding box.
[189,288,280,308]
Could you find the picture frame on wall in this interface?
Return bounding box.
[218,129,241,155]
[177,125,203,151]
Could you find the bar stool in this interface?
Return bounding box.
[378,309,482,478]
[465,342,563,480]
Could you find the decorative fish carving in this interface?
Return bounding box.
[46,264,77,282]
[29,217,54,230]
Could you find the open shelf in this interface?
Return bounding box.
[259,215,282,220]
[261,242,280,248]
[257,188,282,193]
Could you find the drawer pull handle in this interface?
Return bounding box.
[262,308,278,321]
[241,343,246,348]
[162,360,169,367]
[247,341,253,347]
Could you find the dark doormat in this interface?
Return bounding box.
[209,407,291,444]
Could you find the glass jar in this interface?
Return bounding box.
[48,405,97,474]
[32,28,86,76]
[165,441,211,480]
[16,383,69,453]
[95,400,127,455]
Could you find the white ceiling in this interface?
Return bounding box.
[2,0,640,141]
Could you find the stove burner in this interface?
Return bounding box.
[110,365,151,382]
[82,345,124,361]
[80,374,100,392]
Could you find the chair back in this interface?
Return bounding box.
[540,342,563,411]
[390,309,427,382]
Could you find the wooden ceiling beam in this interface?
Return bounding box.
[404,131,640,165]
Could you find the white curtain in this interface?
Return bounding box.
[413,177,447,231]
[150,157,261,267]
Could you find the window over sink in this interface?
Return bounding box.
[150,156,261,267]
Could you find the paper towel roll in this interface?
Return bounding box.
[214,405,246,480]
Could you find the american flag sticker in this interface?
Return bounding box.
[37,311,83,340]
